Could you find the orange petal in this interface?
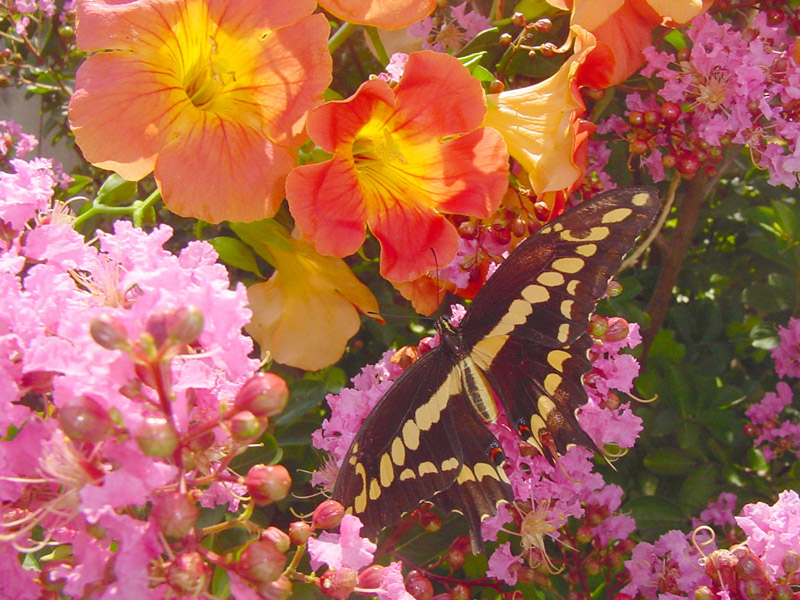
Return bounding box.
[317,0,435,30]
[154,115,295,223]
[392,276,443,316]
[285,158,368,257]
[69,53,184,180]
[306,79,397,153]
[393,51,488,137]
[427,127,509,218]
[246,237,379,371]
[252,13,332,145]
[368,197,460,282]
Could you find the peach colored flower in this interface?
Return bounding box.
[548,0,708,88]
[483,27,596,197]
[318,0,435,30]
[69,0,331,223]
[286,51,509,283]
[235,222,379,371]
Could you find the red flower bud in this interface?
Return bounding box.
[229,410,266,444]
[604,317,630,342]
[135,415,179,457]
[452,584,470,600]
[406,570,433,600]
[320,568,358,600]
[357,565,384,589]
[237,540,286,584]
[169,305,204,345]
[166,552,211,596]
[58,395,113,443]
[588,314,609,337]
[151,492,199,538]
[257,575,293,600]
[289,521,312,545]
[90,314,130,350]
[245,464,292,506]
[262,527,291,553]
[312,499,345,530]
[234,372,289,418]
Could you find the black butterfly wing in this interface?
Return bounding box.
[331,346,512,541]
[462,187,660,454]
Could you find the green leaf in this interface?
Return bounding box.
[274,379,328,427]
[627,496,688,537]
[95,173,137,206]
[663,29,686,51]
[208,236,264,277]
[679,464,718,509]
[643,449,697,475]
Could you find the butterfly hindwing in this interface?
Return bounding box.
[332,348,511,541]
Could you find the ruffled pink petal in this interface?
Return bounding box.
[286,158,368,257]
[394,51,487,137]
[154,115,295,223]
[368,197,460,282]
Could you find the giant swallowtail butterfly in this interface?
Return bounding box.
[332,187,660,550]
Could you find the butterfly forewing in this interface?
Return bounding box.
[332,187,661,545]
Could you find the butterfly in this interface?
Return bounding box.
[332,187,660,551]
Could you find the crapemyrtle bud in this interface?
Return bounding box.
[245,464,292,506]
[705,549,738,589]
[320,567,358,600]
[237,540,286,585]
[588,314,609,337]
[693,586,716,600]
[784,550,800,574]
[262,527,291,553]
[447,536,471,570]
[229,410,266,444]
[58,395,113,443]
[451,584,470,600]
[313,500,345,530]
[289,521,312,545]
[234,372,289,418]
[406,570,434,600]
[151,492,200,538]
[357,565,384,589]
[606,280,623,297]
[169,305,204,345]
[166,552,211,596]
[604,317,630,342]
[418,510,441,533]
[136,415,179,457]
[90,314,130,351]
[258,575,293,600]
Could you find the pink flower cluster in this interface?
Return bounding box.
[0,151,279,596]
[744,317,800,463]
[623,490,800,600]
[605,13,800,186]
[407,2,490,54]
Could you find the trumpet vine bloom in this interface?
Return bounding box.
[317,0,435,29]
[286,51,509,283]
[548,0,708,88]
[238,222,379,371]
[484,27,595,198]
[69,0,331,223]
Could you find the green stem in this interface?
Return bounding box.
[72,189,161,231]
[328,21,358,55]
[364,26,389,65]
